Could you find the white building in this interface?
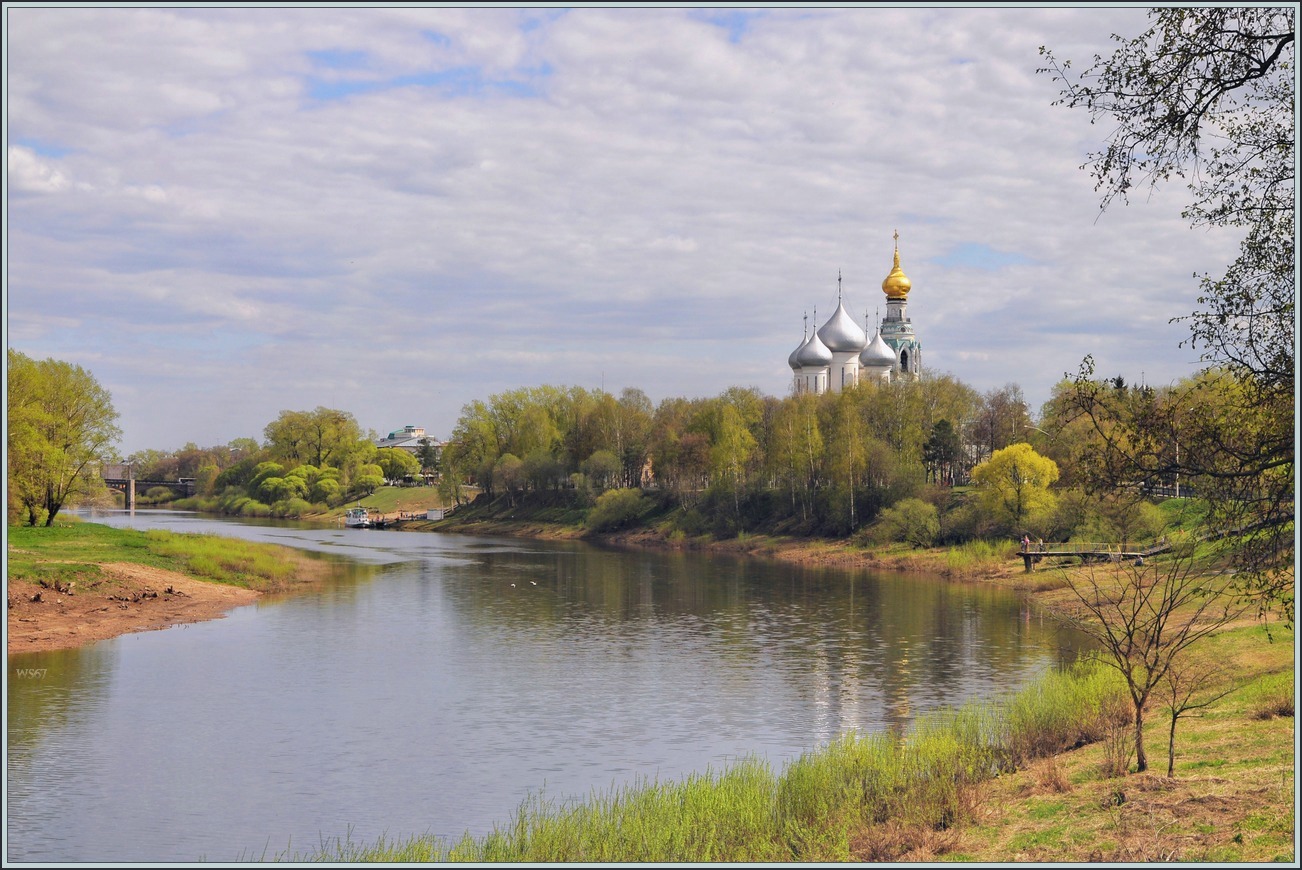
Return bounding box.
[788,233,922,394]
[376,425,444,457]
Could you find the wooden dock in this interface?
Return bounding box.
[367,511,431,529]
[1018,540,1173,572]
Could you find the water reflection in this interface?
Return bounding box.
[6,511,1084,862]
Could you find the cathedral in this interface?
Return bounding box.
[788,233,922,394]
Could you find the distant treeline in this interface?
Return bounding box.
[123,371,1197,546]
[432,374,1171,544]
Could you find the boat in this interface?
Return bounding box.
[344,507,372,529]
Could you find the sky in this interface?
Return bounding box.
[4,4,1243,457]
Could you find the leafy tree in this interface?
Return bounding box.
[310,475,342,505]
[971,443,1059,534]
[7,350,121,525]
[264,407,369,470]
[523,448,564,492]
[193,463,220,497]
[493,453,524,506]
[707,402,757,522]
[580,449,620,495]
[615,388,654,488]
[376,447,420,483]
[351,463,385,497]
[820,391,868,533]
[1040,8,1295,622]
[767,393,824,522]
[416,438,441,478]
[922,419,962,485]
[259,475,307,503]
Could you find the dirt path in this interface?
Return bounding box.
[7,562,262,655]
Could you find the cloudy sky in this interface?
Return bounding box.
[5,4,1239,456]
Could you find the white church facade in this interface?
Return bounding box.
[788,233,922,394]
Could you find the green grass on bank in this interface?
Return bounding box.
[345,486,446,516]
[6,520,317,592]
[282,616,1293,864]
[285,658,1166,863]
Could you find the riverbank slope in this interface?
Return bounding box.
[6,521,335,655]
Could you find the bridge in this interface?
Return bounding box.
[1018,540,1174,572]
[100,464,195,509]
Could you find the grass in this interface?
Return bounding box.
[347,486,445,516]
[7,518,323,593]
[280,617,1293,864]
[287,658,1182,863]
[942,538,1018,574]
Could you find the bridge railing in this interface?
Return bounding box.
[1019,540,1171,555]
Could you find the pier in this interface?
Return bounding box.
[1018,540,1173,572]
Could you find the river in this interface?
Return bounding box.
[6,510,1082,862]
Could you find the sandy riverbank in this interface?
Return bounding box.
[7,562,261,655]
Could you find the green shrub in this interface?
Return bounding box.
[586,488,651,532]
[873,497,940,548]
[239,499,272,518]
[273,497,314,518]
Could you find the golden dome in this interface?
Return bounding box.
[881,231,912,299]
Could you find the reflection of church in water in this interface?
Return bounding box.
[788,232,923,394]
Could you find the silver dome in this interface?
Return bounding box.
[788,333,805,370]
[795,330,833,367]
[859,330,897,367]
[816,300,867,352]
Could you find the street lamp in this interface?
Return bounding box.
[1022,424,1056,443]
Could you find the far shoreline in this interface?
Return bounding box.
[7,502,1063,657]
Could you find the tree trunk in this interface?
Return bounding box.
[1134,704,1148,772]
[1167,712,1178,777]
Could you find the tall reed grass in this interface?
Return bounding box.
[943,538,1018,573]
[290,657,1129,863]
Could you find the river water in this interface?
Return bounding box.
[6,510,1081,862]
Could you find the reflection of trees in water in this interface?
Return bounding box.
[444,542,1087,737]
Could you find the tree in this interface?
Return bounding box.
[416,438,441,479]
[767,393,824,522]
[1157,657,1236,778]
[493,453,524,506]
[264,407,369,470]
[376,447,420,483]
[1040,9,1295,621]
[968,385,1031,464]
[706,402,757,522]
[516,449,555,492]
[580,449,621,494]
[971,443,1059,534]
[922,419,962,485]
[1055,552,1248,773]
[7,350,121,525]
[351,463,385,497]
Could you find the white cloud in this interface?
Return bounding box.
[8,146,72,192]
[4,6,1239,453]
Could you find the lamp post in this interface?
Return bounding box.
[1022,424,1056,444]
